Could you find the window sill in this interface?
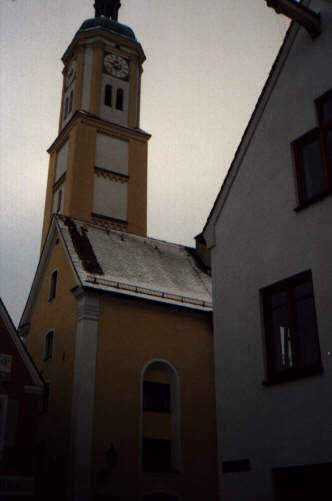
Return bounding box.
[262,365,323,386]
[294,188,332,212]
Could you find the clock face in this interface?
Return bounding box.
[104,54,129,79]
[66,61,76,87]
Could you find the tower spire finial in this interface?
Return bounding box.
[94,0,121,21]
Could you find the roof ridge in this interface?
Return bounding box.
[57,215,194,251]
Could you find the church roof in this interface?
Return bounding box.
[57,216,212,310]
[78,17,137,41]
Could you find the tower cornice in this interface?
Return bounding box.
[48,110,151,155]
[62,25,146,67]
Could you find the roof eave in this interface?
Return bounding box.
[78,283,213,312]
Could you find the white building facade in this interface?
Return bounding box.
[203,1,332,499]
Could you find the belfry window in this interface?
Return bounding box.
[105,85,113,107]
[116,88,124,111]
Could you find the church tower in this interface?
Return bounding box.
[20,3,218,501]
[41,1,150,247]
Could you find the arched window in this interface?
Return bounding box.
[141,360,181,473]
[116,88,124,110]
[105,84,113,107]
[69,90,74,113]
[44,331,54,361]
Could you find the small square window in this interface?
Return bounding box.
[262,271,322,383]
[143,382,170,413]
[44,332,54,362]
[48,270,58,301]
[142,438,171,472]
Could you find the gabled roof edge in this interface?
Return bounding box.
[202,15,303,247]
[19,216,82,329]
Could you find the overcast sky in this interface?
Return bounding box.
[0,0,289,323]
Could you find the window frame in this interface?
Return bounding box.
[116,88,124,111]
[104,84,113,107]
[261,270,322,384]
[48,269,58,301]
[293,89,332,208]
[43,331,55,362]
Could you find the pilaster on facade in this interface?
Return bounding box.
[69,288,100,501]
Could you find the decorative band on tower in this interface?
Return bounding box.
[94,0,121,21]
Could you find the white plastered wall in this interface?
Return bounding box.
[209,2,332,500]
[95,133,128,175]
[93,175,127,221]
[55,141,69,182]
[81,48,93,112]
